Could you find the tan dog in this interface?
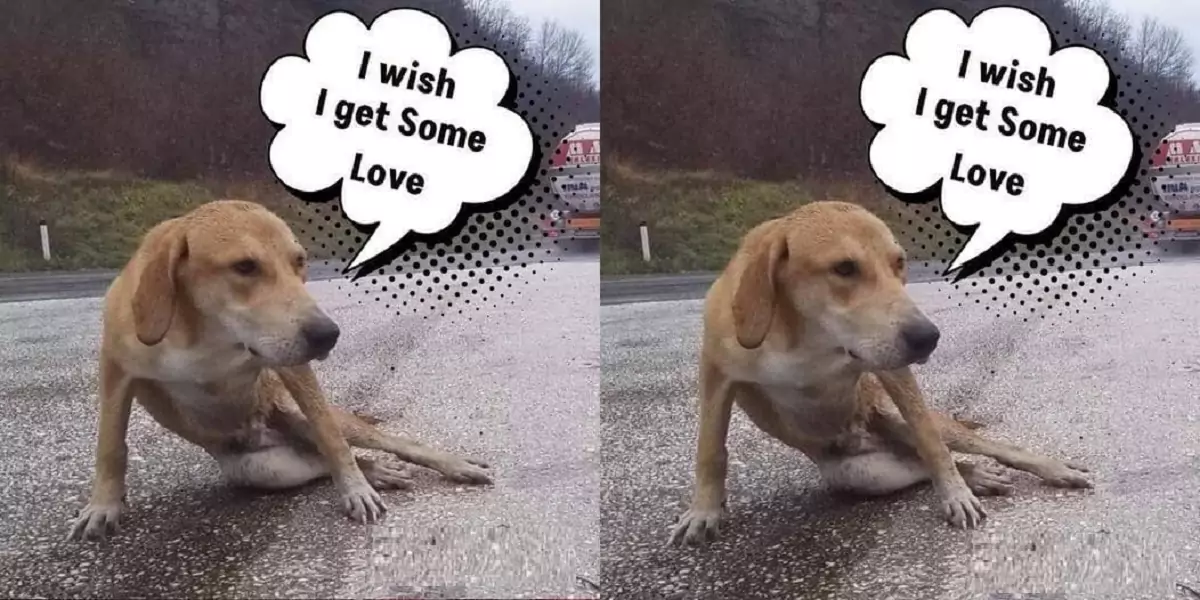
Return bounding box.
[670,201,1090,546]
[69,200,491,541]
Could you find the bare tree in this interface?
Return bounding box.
[528,20,595,89]
[464,0,532,59]
[1128,16,1195,86]
[461,0,597,124]
[1062,0,1131,58]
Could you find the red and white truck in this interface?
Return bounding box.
[1147,123,1200,243]
[545,122,600,240]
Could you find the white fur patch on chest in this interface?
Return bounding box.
[154,346,254,383]
[755,352,810,387]
[746,350,860,438]
[130,344,262,432]
[752,349,852,387]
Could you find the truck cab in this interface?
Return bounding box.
[1147,123,1200,245]
[545,122,600,241]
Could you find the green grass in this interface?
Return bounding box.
[601,162,939,276]
[0,160,329,272]
[0,159,949,274]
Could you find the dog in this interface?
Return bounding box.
[69,200,491,541]
[669,201,1090,546]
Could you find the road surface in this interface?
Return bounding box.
[0,260,348,304]
[600,251,1197,306]
[601,258,1200,600]
[0,247,597,304]
[0,257,599,599]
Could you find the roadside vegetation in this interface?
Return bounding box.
[0,0,598,273]
[601,161,952,276]
[602,0,1200,276]
[0,158,320,271]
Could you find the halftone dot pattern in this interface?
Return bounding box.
[292,11,592,320]
[880,16,1169,324]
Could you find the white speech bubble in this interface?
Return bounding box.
[860,6,1134,272]
[260,8,535,271]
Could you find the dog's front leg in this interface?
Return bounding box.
[670,359,736,546]
[275,364,387,523]
[69,358,135,540]
[875,367,984,529]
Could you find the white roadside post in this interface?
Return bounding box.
[39,219,51,261]
[639,221,651,262]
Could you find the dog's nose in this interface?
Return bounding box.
[301,318,341,355]
[900,320,940,361]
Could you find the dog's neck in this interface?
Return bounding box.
[149,341,259,383]
[722,295,864,390]
[139,312,264,384]
[752,340,859,387]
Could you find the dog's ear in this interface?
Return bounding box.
[732,230,788,349]
[132,222,188,346]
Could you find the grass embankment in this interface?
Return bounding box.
[601,162,951,276]
[0,159,327,272]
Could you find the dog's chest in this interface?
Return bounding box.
[157,374,261,431]
[755,383,858,439]
[748,353,860,440]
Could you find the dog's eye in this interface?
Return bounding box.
[832,260,859,277]
[232,259,259,276]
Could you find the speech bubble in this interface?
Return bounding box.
[260,8,536,273]
[859,6,1135,273]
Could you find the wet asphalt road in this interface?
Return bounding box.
[0,247,598,304]
[600,251,1200,306]
[599,261,949,306]
[601,259,1200,600]
[0,257,599,599]
[0,260,347,304]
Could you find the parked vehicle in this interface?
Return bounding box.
[545,122,600,241]
[1146,123,1200,244]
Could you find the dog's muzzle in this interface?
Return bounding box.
[300,316,341,360]
[899,319,940,364]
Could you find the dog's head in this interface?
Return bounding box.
[130,200,339,366]
[731,201,939,370]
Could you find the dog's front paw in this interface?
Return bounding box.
[67,501,125,541]
[440,458,492,485]
[1038,461,1092,489]
[338,479,388,524]
[668,505,724,546]
[958,461,1015,497]
[362,461,414,491]
[937,481,985,529]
